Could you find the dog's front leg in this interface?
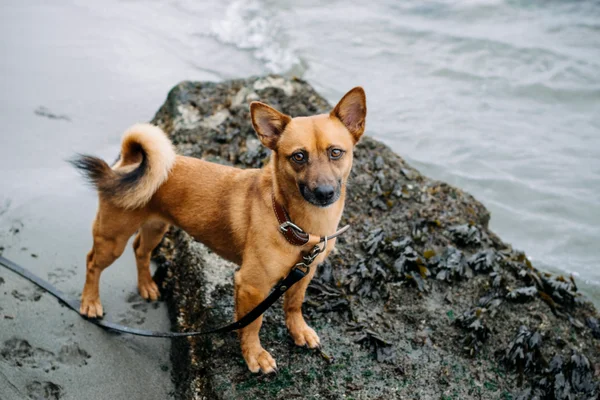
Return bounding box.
[283,265,320,348]
[234,268,278,374]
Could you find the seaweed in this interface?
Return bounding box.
[448,224,481,247]
[346,231,433,295]
[506,287,538,303]
[538,274,580,309]
[432,246,472,281]
[502,326,545,386]
[477,291,504,317]
[346,257,390,298]
[455,308,490,356]
[515,352,598,400]
[490,271,505,288]
[467,249,499,272]
[585,317,600,339]
[348,230,533,299]
[503,252,584,315]
[362,228,386,256]
[353,328,396,364]
[410,218,432,243]
[306,280,351,315]
[504,325,598,400]
[393,244,428,292]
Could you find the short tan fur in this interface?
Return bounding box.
[73,87,367,373]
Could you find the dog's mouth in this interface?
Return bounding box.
[299,182,341,208]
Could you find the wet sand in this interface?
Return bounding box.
[0,1,213,398]
[0,243,174,399]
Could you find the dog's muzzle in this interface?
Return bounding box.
[299,182,341,207]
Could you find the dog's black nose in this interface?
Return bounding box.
[314,185,335,202]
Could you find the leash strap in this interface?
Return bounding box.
[0,255,306,338]
[0,199,350,337]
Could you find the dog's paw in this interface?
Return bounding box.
[287,318,320,348]
[138,279,160,301]
[80,296,103,319]
[244,348,277,374]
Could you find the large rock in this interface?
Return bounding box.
[150,76,599,399]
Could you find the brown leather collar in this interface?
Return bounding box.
[272,194,310,246]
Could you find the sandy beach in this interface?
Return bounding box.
[0,243,173,399]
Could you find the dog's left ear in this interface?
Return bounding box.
[250,102,291,150]
[331,87,367,143]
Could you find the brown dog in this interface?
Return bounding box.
[71,87,366,373]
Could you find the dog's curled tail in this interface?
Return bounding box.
[70,123,176,209]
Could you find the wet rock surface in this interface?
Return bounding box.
[151,76,599,399]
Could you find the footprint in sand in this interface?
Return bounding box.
[26,380,63,400]
[57,343,91,367]
[11,286,44,302]
[1,338,56,371]
[117,291,161,325]
[47,268,77,285]
[0,338,91,372]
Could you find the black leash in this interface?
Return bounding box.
[0,255,307,337]
[0,222,349,337]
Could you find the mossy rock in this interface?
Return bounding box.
[151,76,599,400]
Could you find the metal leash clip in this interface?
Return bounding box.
[294,235,328,274]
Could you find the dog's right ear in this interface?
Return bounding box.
[331,87,367,143]
[250,102,291,150]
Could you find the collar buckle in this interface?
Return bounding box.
[279,221,305,235]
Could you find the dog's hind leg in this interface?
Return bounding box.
[132,220,169,301]
[80,205,144,318]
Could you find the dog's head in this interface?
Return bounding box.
[250,87,366,207]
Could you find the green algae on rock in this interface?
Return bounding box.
[151,76,599,400]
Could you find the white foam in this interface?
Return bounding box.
[210,0,300,73]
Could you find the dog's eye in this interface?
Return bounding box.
[329,148,344,160]
[291,152,306,163]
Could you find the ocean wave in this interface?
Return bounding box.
[209,0,300,74]
[510,82,600,103]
